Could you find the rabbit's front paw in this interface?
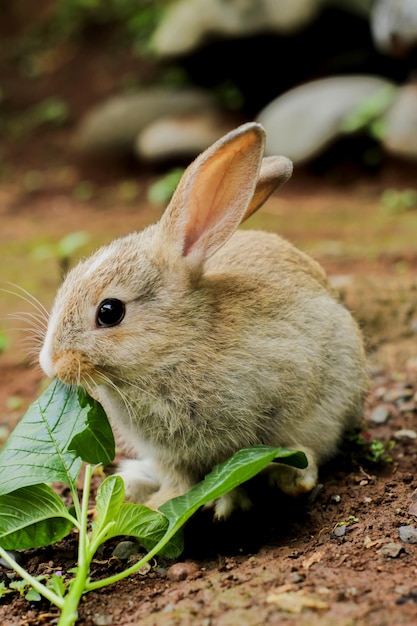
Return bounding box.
[205,486,253,521]
[117,458,161,503]
[267,457,318,496]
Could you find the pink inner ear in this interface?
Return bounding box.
[181,136,262,261]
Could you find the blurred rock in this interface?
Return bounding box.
[383,81,417,161]
[152,0,373,58]
[73,88,216,155]
[371,0,417,56]
[256,75,395,164]
[135,111,236,161]
[152,0,320,58]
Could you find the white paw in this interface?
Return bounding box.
[205,487,253,521]
[267,460,318,496]
[117,458,160,503]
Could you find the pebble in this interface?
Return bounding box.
[167,561,200,581]
[398,525,417,544]
[383,387,413,404]
[0,551,21,569]
[379,542,404,558]
[112,540,140,560]
[394,429,417,441]
[332,525,346,538]
[369,405,391,424]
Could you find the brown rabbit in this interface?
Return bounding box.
[39,123,367,518]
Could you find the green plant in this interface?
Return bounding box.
[32,231,90,279]
[340,85,397,141]
[348,429,395,464]
[381,188,417,213]
[0,380,307,626]
[147,168,184,205]
[0,332,9,354]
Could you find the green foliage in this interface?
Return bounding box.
[20,0,164,57]
[32,231,90,279]
[0,380,307,626]
[0,332,9,354]
[340,86,397,140]
[147,168,184,205]
[348,429,395,465]
[381,188,417,213]
[1,97,69,140]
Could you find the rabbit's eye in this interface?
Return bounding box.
[96,299,125,327]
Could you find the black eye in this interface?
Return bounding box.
[96,299,125,328]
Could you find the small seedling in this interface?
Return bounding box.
[0,380,307,626]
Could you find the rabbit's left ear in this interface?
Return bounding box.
[240,155,293,224]
[159,123,265,270]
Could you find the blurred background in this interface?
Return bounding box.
[2,0,417,388]
[1,0,417,191]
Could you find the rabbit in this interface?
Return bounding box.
[39,122,368,519]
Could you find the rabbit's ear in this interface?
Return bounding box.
[159,122,265,269]
[240,156,293,224]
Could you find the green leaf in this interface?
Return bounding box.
[0,484,75,550]
[68,388,115,465]
[0,379,87,495]
[160,446,307,530]
[0,380,113,496]
[25,589,42,602]
[92,476,183,558]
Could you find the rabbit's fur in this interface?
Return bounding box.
[40,123,367,518]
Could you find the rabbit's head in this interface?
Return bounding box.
[39,123,292,389]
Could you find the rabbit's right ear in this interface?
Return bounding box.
[240,155,293,224]
[158,123,265,273]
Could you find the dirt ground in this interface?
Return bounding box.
[2,12,417,626]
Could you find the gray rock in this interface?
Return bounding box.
[152,0,320,58]
[379,542,403,558]
[135,111,235,161]
[383,82,417,161]
[152,0,374,58]
[369,405,391,424]
[394,429,417,440]
[399,525,417,544]
[371,0,417,56]
[256,75,396,164]
[74,88,216,155]
[112,540,140,560]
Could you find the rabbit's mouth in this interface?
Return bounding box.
[51,349,97,387]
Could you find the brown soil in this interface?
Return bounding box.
[2,9,417,626]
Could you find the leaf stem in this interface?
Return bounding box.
[57,464,94,626]
[0,546,64,609]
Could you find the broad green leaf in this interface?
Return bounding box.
[68,388,115,465]
[0,484,75,550]
[160,446,307,530]
[0,380,86,495]
[111,502,183,558]
[93,475,125,535]
[0,380,112,495]
[92,476,183,558]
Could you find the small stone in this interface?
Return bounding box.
[394,429,417,440]
[379,542,403,558]
[0,551,21,569]
[369,405,391,424]
[167,561,200,581]
[332,525,346,538]
[330,494,341,503]
[384,388,413,403]
[92,614,113,626]
[399,525,417,544]
[112,540,140,560]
